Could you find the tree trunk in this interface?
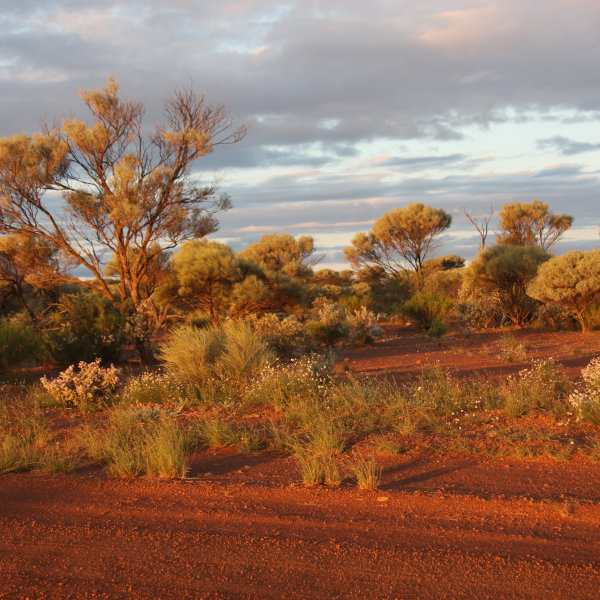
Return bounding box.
[134,337,157,365]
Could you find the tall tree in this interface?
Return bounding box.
[0,78,246,362]
[344,203,452,276]
[496,200,572,250]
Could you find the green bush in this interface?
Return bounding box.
[0,318,42,372]
[402,291,453,330]
[43,292,125,365]
[161,321,275,387]
[427,320,448,338]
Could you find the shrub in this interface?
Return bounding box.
[306,300,348,346]
[402,291,453,330]
[0,318,42,372]
[568,357,600,425]
[245,313,306,357]
[42,292,125,365]
[427,320,448,338]
[346,306,382,345]
[161,321,275,388]
[498,332,526,363]
[40,358,120,413]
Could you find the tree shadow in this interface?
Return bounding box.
[187,449,283,478]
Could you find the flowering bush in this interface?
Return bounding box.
[346,307,382,345]
[40,358,120,412]
[568,357,600,425]
[306,301,349,346]
[502,358,568,416]
[121,372,191,406]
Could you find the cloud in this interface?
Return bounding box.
[538,136,600,156]
[1,0,598,269]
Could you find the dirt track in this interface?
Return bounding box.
[1,459,599,600]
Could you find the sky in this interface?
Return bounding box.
[1,0,599,270]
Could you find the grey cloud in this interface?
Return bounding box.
[538,136,600,156]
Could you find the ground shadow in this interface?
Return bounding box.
[380,459,478,491]
[187,449,283,478]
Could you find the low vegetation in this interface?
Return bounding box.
[1,331,599,487]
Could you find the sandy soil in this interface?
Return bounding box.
[1,454,600,600]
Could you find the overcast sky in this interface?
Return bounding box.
[1,0,598,269]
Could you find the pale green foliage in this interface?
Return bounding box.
[569,357,600,425]
[345,203,452,274]
[496,200,573,250]
[170,239,242,322]
[402,291,453,330]
[0,318,42,372]
[168,239,295,321]
[40,359,120,412]
[162,321,275,387]
[527,249,600,332]
[238,233,315,279]
[463,244,549,327]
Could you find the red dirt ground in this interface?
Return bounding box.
[1,328,599,599]
[334,327,599,380]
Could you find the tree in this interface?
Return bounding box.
[462,244,550,327]
[0,78,246,362]
[344,203,452,276]
[463,205,494,250]
[496,200,572,250]
[165,239,304,322]
[0,234,62,323]
[527,249,600,332]
[238,234,317,279]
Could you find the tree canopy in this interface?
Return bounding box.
[344,203,452,276]
[0,78,246,362]
[496,200,572,250]
[238,234,316,279]
[527,249,600,332]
